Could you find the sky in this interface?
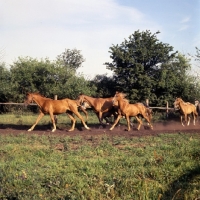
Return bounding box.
[0,0,200,78]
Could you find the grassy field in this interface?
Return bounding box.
[0,113,200,199]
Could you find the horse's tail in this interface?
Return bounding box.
[146,107,153,121]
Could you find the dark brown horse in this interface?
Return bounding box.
[110,92,153,131]
[77,94,118,125]
[24,93,90,132]
[174,97,198,126]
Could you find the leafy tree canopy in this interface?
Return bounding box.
[91,74,116,97]
[105,30,195,106]
[56,48,85,71]
[9,55,96,102]
[0,63,12,102]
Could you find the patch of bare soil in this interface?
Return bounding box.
[0,120,200,139]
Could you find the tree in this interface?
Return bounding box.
[195,47,200,63]
[10,56,96,102]
[55,48,96,98]
[105,30,193,106]
[56,48,85,71]
[153,53,196,105]
[0,63,12,102]
[91,74,116,97]
[10,57,57,101]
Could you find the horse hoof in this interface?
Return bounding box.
[28,129,32,132]
[52,129,56,132]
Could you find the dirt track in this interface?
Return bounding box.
[1,120,200,138]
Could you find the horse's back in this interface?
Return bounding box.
[45,98,76,113]
[124,103,142,115]
[134,103,152,119]
[181,101,198,115]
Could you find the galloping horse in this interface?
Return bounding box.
[24,93,90,132]
[174,97,198,126]
[77,94,118,125]
[109,92,153,131]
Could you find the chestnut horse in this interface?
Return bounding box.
[24,93,90,132]
[173,97,198,126]
[109,92,153,131]
[80,101,115,124]
[77,94,118,125]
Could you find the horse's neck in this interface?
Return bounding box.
[118,98,128,110]
[179,101,188,110]
[84,95,96,106]
[33,95,46,107]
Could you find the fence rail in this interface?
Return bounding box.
[0,103,36,106]
[0,102,174,110]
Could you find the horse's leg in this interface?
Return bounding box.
[79,106,88,122]
[93,112,102,124]
[73,111,90,130]
[180,115,184,126]
[135,116,143,130]
[142,113,153,129]
[49,112,56,132]
[192,112,196,125]
[28,112,44,131]
[98,112,105,125]
[102,112,112,125]
[185,114,190,126]
[110,115,122,130]
[125,115,131,131]
[66,113,76,131]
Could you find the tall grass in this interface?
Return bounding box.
[0,132,199,199]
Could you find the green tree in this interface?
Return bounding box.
[10,57,58,101]
[54,48,96,98]
[105,30,193,106]
[153,53,196,105]
[56,48,85,71]
[194,47,200,63]
[10,56,96,102]
[91,74,116,97]
[0,63,12,102]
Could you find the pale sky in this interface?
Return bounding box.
[1,0,199,78]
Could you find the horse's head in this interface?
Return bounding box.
[112,92,127,105]
[24,93,34,106]
[81,101,91,109]
[173,98,182,110]
[77,94,85,106]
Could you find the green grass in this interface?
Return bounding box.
[0,111,105,126]
[0,131,200,199]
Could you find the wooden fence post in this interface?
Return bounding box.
[146,99,149,106]
[166,101,169,118]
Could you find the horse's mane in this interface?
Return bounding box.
[122,98,129,103]
[28,92,50,99]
